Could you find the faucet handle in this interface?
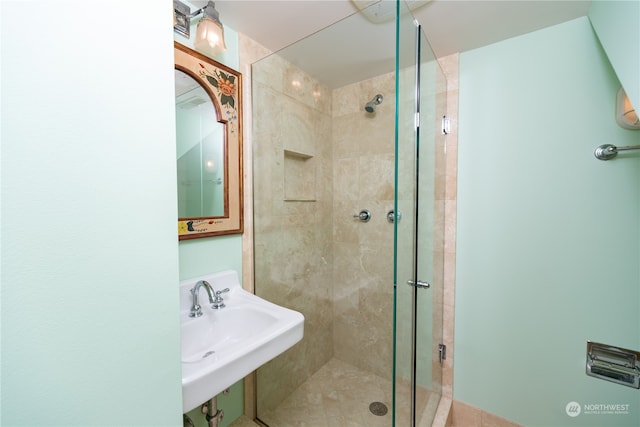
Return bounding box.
[211,288,230,309]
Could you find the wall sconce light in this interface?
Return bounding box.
[173,1,227,57]
[616,88,640,130]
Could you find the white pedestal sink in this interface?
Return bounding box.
[179,270,304,413]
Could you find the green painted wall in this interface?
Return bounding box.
[589,0,640,110]
[456,17,640,426]
[1,0,245,425]
[1,1,182,425]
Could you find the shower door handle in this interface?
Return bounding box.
[407,279,430,289]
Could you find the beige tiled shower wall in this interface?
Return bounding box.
[427,52,460,427]
[250,50,335,412]
[438,53,459,402]
[331,72,396,380]
[249,53,398,409]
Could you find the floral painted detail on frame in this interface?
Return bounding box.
[199,64,236,109]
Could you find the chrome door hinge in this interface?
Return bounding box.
[441,116,450,135]
[439,344,446,363]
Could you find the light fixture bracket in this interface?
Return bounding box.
[174,1,227,56]
[174,0,218,39]
[173,0,193,38]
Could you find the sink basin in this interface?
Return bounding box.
[179,270,304,413]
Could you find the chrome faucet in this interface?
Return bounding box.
[189,280,215,318]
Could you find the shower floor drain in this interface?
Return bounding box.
[369,401,388,416]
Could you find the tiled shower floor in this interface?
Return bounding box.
[231,358,437,427]
[257,358,393,427]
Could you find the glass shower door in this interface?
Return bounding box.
[394,3,447,426]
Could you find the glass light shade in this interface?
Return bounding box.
[194,17,227,57]
[616,88,640,130]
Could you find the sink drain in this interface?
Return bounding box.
[369,401,388,416]
[202,351,215,359]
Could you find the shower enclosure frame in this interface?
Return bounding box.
[393,2,448,425]
[247,1,449,426]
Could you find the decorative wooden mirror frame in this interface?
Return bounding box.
[174,42,243,240]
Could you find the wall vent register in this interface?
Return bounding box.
[586,341,640,389]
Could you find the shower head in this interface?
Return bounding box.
[365,94,383,113]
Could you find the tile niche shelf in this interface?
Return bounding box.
[283,149,316,202]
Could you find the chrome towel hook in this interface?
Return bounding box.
[594,143,640,160]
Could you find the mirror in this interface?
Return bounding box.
[175,70,225,218]
[174,42,243,240]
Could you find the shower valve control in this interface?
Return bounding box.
[387,210,401,223]
[354,210,372,222]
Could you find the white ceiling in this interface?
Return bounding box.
[199,0,592,88]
